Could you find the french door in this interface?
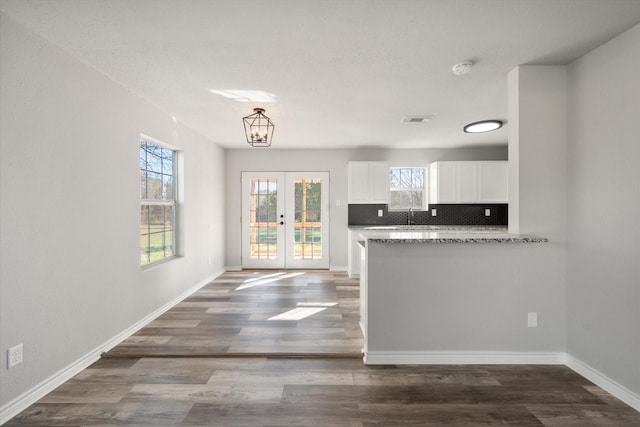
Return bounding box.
[241,171,329,269]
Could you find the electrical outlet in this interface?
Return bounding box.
[8,344,23,369]
[485,208,491,217]
[431,208,437,216]
[335,199,341,207]
[528,312,538,328]
[377,209,383,217]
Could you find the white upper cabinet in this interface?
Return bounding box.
[477,161,509,202]
[348,161,390,204]
[429,161,508,204]
[458,162,478,202]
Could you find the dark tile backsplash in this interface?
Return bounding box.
[348,203,508,226]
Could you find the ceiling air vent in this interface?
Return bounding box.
[401,115,435,123]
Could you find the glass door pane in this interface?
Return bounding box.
[242,172,285,268]
[293,178,322,260]
[249,178,278,260]
[286,172,329,269]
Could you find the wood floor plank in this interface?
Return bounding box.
[103,269,363,358]
[5,270,640,426]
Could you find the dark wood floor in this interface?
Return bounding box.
[6,270,640,426]
[104,270,363,357]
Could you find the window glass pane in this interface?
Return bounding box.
[248,178,279,260]
[399,168,407,186]
[390,168,401,187]
[389,167,425,210]
[413,169,424,186]
[256,180,268,195]
[146,172,162,199]
[147,150,162,173]
[140,146,148,170]
[161,148,174,174]
[140,139,176,266]
[307,209,320,222]
[140,172,147,199]
[163,175,174,200]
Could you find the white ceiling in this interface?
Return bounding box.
[1,0,639,149]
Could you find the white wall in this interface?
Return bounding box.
[0,13,225,408]
[224,146,507,269]
[566,23,640,398]
[506,65,568,364]
[508,65,568,240]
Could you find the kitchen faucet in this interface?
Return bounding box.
[408,207,415,225]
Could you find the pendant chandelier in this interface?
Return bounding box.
[243,108,274,147]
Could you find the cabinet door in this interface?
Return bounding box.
[457,162,478,203]
[369,162,390,203]
[348,161,389,204]
[347,229,360,278]
[435,162,457,203]
[478,162,508,202]
[348,162,371,203]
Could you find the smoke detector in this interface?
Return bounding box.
[401,115,435,123]
[452,61,473,76]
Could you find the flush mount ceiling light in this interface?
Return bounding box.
[243,108,275,147]
[464,120,504,133]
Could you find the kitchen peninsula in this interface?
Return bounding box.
[355,226,561,365]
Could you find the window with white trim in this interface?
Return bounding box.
[389,167,426,210]
[140,138,177,266]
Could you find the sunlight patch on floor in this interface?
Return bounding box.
[236,271,306,291]
[268,302,338,321]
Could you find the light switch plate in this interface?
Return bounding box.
[528,312,538,328]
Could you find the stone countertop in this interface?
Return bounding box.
[348,225,507,231]
[356,227,547,244]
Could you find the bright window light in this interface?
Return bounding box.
[243,272,286,284]
[297,302,338,307]
[268,307,327,321]
[269,301,338,321]
[209,89,276,103]
[235,271,305,290]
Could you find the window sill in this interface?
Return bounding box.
[141,255,180,271]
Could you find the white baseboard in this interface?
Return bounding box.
[0,270,222,426]
[566,353,640,412]
[364,351,640,413]
[364,351,566,365]
[0,345,101,426]
[226,266,347,272]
